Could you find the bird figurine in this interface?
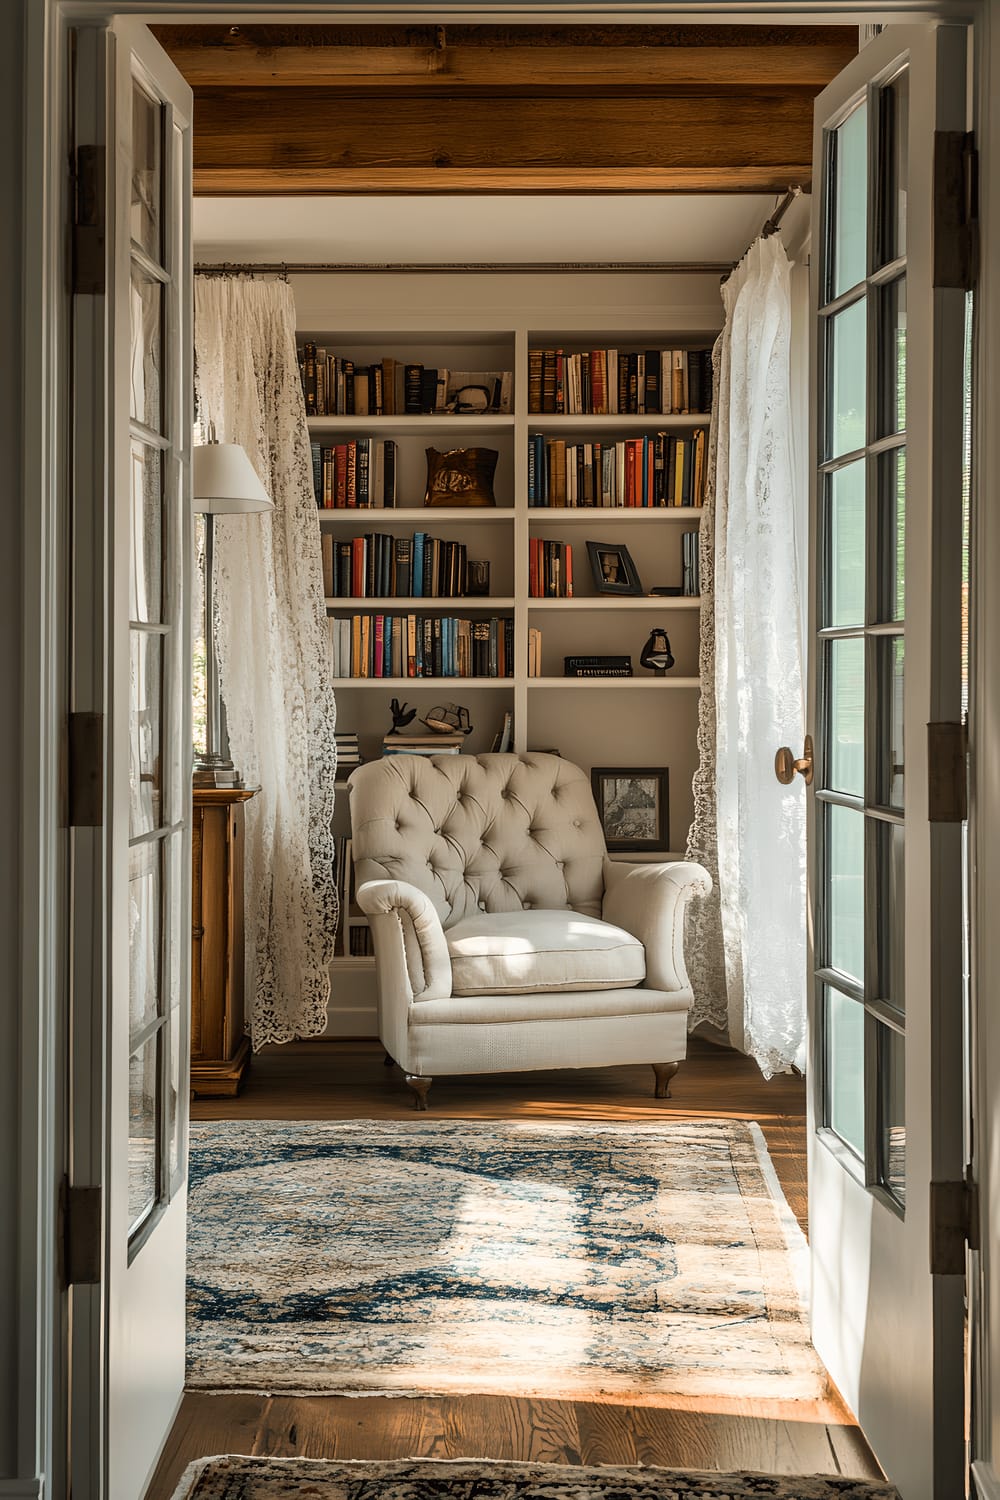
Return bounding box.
[639,628,676,676]
[388,699,417,734]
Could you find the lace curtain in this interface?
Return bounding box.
[686,236,807,1078]
[194,275,338,1047]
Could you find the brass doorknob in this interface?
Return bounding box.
[775,734,814,786]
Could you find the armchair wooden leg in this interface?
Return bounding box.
[383,1051,395,1068]
[652,1062,680,1099]
[405,1074,432,1111]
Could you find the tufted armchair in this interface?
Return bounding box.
[349,752,711,1109]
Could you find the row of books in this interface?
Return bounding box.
[321,531,478,600]
[333,835,354,956]
[528,432,706,509]
[299,345,513,416]
[528,347,713,415]
[327,614,515,680]
[310,439,398,509]
[348,926,374,958]
[529,539,573,598]
[682,531,702,598]
[382,730,467,757]
[335,731,362,774]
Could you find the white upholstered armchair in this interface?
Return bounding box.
[349,752,711,1109]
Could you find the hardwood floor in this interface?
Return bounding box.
[145,1040,882,1498]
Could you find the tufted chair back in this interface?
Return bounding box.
[348,752,607,928]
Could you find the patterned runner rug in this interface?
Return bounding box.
[170,1457,897,1500]
[187,1119,826,1401]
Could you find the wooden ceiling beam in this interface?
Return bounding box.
[159,42,857,91]
[190,88,813,195]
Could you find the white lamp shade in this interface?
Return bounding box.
[193,442,273,515]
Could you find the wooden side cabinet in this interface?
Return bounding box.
[190,786,257,1097]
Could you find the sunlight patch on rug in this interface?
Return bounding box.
[186,1119,826,1402]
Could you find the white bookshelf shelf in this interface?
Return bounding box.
[326,597,516,610]
[527,507,703,523]
[527,676,700,689]
[319,507,515,524]
[528,597,700,611]
[308,415,514,433]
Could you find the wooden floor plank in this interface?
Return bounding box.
[143,1040,883,1500]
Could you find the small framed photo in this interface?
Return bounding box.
[586,541,644,596]
[591,767,669,853]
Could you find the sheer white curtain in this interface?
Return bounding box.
[686,235,807,1078]
[194,275,338,1046]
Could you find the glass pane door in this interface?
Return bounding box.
[816,67,909,1210]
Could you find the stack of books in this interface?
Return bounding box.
[321,531,472,600]
[682,532,702,598]
[383,732,466,758]
[310,439,398,509]
[298,346,513,417]
[328,614,514,680]
[528,432,706,509]
[335,732,362,776]
[528,346,713,415]
[529,539,573,598]
[564,655,633,678]
[333,835,353,955]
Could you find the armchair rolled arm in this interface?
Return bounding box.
[602,859,712,993]
[356,879,453,1003]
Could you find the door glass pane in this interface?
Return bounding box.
[879,70,908,265]
[879,277,907,437]
[827,298,867,459]
[130,442,163,624]
[876,636,905,809]
[828,638,864,797]
[131,82,162,260]
[830,102,868,298]
[826,460,866,627]
[826,987,866,1158]
[877,1021,906,1205]
[128,1035,159,1233]
[877,447,906,622]
[876,820,906,1011]
[827,804,865,985]
[129,839,161,1037]
[130,629,162,837]
[130,267,162,432]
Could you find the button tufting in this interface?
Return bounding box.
[523,900,533,909]
[573,818,582,828]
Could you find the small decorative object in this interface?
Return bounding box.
[424,447,498,508]
[586,540,643,596]
[447,383,492,414]
[639,628,676,676]
[388,698,417,734]
[466,559,491,596]
[591,767,670,853]
[422,703,474,735]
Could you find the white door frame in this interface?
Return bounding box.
[9,4,994,1499]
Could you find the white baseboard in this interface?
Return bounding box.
[973,1461,1000,1500]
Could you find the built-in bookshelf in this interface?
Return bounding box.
[291,280,722,1034]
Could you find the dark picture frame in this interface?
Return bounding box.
[586,540,644,596]
[591,767,669,853]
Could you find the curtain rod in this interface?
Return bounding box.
[721,185,804,283]
[193,260,735,277]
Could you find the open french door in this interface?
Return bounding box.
[69,19,193,1500]
[807,24,971,1500]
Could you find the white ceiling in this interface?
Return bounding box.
[193,193,796,266]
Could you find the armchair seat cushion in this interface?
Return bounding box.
[446,908,645,996]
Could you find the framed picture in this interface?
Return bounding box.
[590,767,669,852]
[586,540,644,596]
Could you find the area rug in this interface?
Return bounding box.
[170,1457,898,1500]
[186,1119,825,1401]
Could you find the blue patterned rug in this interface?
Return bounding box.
[171,1458,897,1500]
[186,1120,826,1401]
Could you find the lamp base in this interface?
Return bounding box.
[193,753,244,790]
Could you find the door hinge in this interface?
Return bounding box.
[930,1175,979,1275]
[72,143,106,295]
[934,130,978,290]
[59,1180,102,1288]
[67,711,104,827]
[927,719,968,822]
